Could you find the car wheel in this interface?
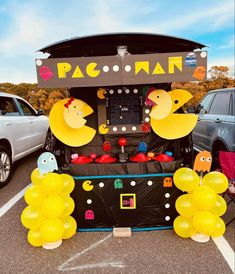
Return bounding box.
[0,145,12,188]
[212,143,227,170]
[43,129,56,152]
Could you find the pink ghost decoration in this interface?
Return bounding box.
[85,210,94,220]
[39,66,53,81]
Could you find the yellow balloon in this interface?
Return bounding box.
[41,196,65,218]
[175,194,197,217]
[31,168,45,185]
[60,174,75,195]
[27,229,42,247]
[193,210,216,235]
[62,216,77,239]
[192,185,217,210]
[21,206,44,229]
[202,171,228,194]
[211,217,226,237]
[210,195,227,217]
[173,216,196,238]
[41,173,64,195]
[61,196,75,217]
[24,185,45,207]
[173,168,200,192]
[40,218,64,243]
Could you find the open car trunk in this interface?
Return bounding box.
[37,33,206,230]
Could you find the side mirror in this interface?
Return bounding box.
[187,106,196,113]
[37,109,44,116]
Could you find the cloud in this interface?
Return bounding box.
[217,35,235,50]
[0,11,49,56]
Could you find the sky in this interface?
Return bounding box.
[0,0,234,83]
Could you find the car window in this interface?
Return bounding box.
[17,99,36,116]
[209,93,230,115]
[0,97,20,116]
[197,93,214,114]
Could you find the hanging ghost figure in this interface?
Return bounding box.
[193,151,212,172]
[37,152,58,176]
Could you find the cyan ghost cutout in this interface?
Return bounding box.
[37,152,58,176]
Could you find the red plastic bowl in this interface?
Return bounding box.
[95,154,117,164]
[130,153,150,162]
[153,153,174,162]
[71,156,93,164]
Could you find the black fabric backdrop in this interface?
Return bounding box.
[71,175,182,228]
[62,86,192,228]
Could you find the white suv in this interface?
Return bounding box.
[0,92,50,187]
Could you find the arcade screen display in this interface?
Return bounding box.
[107,93,142,125]
[98,87,151,134]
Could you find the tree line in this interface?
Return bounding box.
[0,66,234,114]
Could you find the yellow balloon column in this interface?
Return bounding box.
[21,169,77,249]
[173,168,228,242]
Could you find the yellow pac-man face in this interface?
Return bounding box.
[82,180,94,191]
[99,124,109,134]
[64,100,87,129]
[49,98,96,147]
[148,89,172,120]
[97,88,106,99]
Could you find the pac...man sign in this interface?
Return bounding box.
[36,51,207,88]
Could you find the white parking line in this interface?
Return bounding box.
[58,234,126,272]
[0,184,234,273]
[0,184,30,218]
[212,236,235,273]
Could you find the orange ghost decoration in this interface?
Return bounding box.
[193,66,206,81]
[163,177,173,187]
[193,151,212,172]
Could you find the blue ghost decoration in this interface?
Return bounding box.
[138,142,147,153]
[37,152,58,176]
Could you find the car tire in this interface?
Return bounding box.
[0,145,12,188]
[212,143,227,171]
[43,129,56,152]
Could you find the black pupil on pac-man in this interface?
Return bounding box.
[74,106,76,108]
[157,96,159,98]
[174,100,179,104]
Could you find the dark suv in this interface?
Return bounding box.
[192,88,235,166]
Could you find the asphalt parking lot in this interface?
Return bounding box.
[0,151,234,274]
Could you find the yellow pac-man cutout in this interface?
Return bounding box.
[150,113,198,140]
[64,99,87,129]
[168,89,193,113]
[148,90,172,120]
[49,98,96,147]
[97,88,106,99]
[99,124,109,134]
[82,180,94,191]
[149,89,198,140]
